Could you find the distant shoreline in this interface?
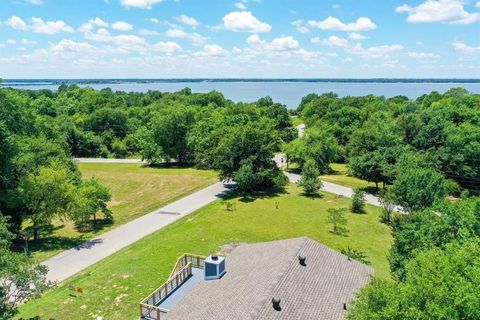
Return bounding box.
[3,78,480,86]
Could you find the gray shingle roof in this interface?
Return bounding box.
[166,237,373,320]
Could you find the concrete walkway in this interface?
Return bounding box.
[44,182,231,282]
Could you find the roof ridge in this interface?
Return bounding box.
[249,237,309,319]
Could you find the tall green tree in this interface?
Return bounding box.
[327,207,348,235]
[17,162,77,240]
[73,178,112,225]
[142,107,195,164]
[210,121,287,191]
[351,188,366,213]
[389,197,480,279]
[297,158,322,196]
[284,129,338,173]
[390,167,446,213]
[0,215,50,319]
[347,239,480,320]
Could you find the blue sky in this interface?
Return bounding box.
[0,0,479,78]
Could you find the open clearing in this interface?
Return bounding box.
[25,164,217,261]
[17,184,392,320]
[321,163,377,191]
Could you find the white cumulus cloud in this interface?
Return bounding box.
[79,17,109,33]
[5,16,28,30]
[31,17,74,34]
[165,29,208,45]
[111,21,133,31]
[166,29,188,38]
[407,51,440,58]
[235,2,247,9]
[453,41,480,54]
[348,32,366,40]
[120,0,164,9]
[176,15,199,27]
[292,20,309,33]
[312,35,349,48]
[308,16,376,32]
[195,44,229,57]
[350,43,404,59]
[138,29,159,36]
[223,11,272,33]
[26,0,43,5]
[396,0,480,24]
[271,36,299,50]
[247,34,299,51]
[152,41,182,53]
[50,39,97,54]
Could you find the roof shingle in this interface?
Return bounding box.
[166,237,372,320]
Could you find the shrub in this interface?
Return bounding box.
[351,188,366,213]
[341,247,370,265]
[327,207,348,235]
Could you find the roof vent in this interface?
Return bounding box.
[299,255,306,266]
[272,298,281,311]
[343,303,347,310]
[204,255,226,280]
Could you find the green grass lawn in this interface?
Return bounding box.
[24,164,217,262]
[17,184,392,320]
[290,115,304,126]
[321,163,378,191]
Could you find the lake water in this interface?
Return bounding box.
[3,81,480,108]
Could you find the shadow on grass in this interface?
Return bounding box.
[219,185,288,203]
[74,218,113,233]
[299,192,324,199]
[13,219,113,256]
[12,234,87,256]
[142,162,197,169]
[285,167,302,175]
[361,186,380,195]
[329,229,349,237]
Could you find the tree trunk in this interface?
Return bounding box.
[33,227,39,241]
[375,181,379,190]
[93,212,96,223]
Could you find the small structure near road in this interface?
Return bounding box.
[140,237,372,320]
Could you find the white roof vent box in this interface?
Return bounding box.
[204,255,226,280]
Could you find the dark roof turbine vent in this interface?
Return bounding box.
[299,255,306,266]
[272,298,282,311]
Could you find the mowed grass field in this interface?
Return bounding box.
[321,163,377,191]
[27,164,217,261]
[17,184,392,320]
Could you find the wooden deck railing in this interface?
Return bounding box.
[168,253,206,279]
[139,254,206,320]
